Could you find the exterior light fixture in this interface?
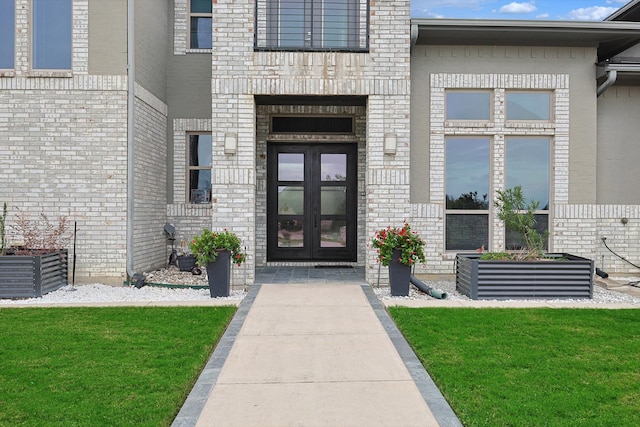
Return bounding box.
[384,133,397,155]
[224,133,237,155]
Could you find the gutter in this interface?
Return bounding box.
[410,24,418,54]
[126,0,138,282]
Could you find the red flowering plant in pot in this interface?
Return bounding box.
[189,229,246,298]
[371,223,426,296]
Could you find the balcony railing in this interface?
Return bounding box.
[254,0,369,52]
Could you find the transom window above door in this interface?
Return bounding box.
[255,0,369,51]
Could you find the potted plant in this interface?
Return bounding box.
[1,205,71,299]
[456,186,594,300]
[189,229,246,297]
[371,223,426,296]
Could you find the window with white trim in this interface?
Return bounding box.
[0,0,14,69]
[189,0,212,49]
[188,133,212,204]
[32,0,72,70]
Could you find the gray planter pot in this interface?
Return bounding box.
[389,249,411,296]
[177,255,196,272]
[455,253,594,300]
[0,250,68,299]
[205,250,231,298]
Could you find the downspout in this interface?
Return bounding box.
[597,69,617,97]
[126,0,138,281]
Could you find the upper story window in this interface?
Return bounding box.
[446,91,491,121]
[32,0,72,70]
[188,133,212,204]
[255,0,369,51]
[190,0,212,49]
[0,0,15,69]
[506,91,552,121]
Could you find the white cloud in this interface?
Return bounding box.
[536,12,549,19]
[499,2,537,14]
[567,6,618,20]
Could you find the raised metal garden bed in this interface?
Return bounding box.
[0,250,68,299]
[455,253,594,300]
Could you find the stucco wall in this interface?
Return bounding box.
[89,0,127,75]
[135,0,169,103]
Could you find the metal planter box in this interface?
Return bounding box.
[455,253,594,300]
[0,250,68,299]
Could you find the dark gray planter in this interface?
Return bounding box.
[177,255,196,272]
[0,250,68,299]
[389,249,411,296]
[205,250,231,298]
[456,253,594,300]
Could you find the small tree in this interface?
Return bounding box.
[494,186,546,260]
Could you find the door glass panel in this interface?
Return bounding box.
[278,153,304,181]
[321,186,346,215]
[278,186,303,214]
[278,220,304,247]
[321,154,347,181]
[320,220,346,247]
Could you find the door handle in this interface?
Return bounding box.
[314,208,318,228]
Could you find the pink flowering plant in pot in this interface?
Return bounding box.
[371,223,426,267]
[189,229,246,267]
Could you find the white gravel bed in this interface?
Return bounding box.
[2,266,639,306]
[373,277,640,305]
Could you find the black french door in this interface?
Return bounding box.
[267,143,357,261]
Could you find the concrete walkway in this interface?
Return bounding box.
[172,282,462,427]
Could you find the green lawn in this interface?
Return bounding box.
[389,308,640,427]
[0,306,236,426]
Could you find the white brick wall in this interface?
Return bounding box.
[417,73,570,274]
[0,76,128,282]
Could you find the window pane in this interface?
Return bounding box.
[506,92,551,120]
[320,220,346,247]
[446,214,488,251]
[190,17,212,49]
[278,186,304,215]
[446,92,491,120]
[321,186,346,215]
[189,170,211,194]
[278,153,304,181]
[446,137,490,210]
[189,134,212,167]
[279,0,305,47]
[278,220,304,247]
[321,154,346,181]
[321,1,350,48]
[0,0,14,69]
[191,0,212,13]
[506,137,550,209]
[505,214,548,251]
[33,0,71,70]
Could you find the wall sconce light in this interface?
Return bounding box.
[224,133,237,155]
[384,133,397,155]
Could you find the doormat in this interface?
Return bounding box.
[314,265,354,269]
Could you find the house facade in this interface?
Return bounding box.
[1,0,639,286]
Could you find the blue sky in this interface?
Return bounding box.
[411,0,631,20]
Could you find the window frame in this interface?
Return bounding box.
[188,0,212,50]
[31,0,72,71]
[444,136,492,252]
[0,0,15,70]
[186,132,213,204]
